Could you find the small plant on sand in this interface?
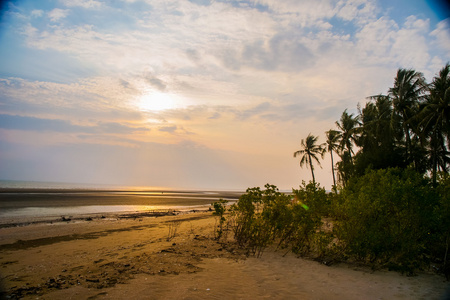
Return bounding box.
[167,220,182,241]
[230,183,334,259]
[230,184,291,257]
[212,199,228,240]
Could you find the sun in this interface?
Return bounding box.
[138,91,177,112]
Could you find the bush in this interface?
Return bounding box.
[211,199,228,240]
[229,185,283,257]
[227,171,449,276]
[334,168,439,274]
[434,173,450,278]
[230,183,332,258]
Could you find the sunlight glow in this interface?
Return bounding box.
[138,91,178,112]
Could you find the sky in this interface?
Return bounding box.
[0,0,449,190]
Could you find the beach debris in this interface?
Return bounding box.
[86,217,93,221]
[60,216,71,222]
[194,235,208,241]
[167,220,182,241]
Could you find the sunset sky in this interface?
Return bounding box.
[0,0,449,190]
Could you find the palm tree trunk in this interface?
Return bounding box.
[432,128,438,187]
[308,153,315,184]
[403,115,412,165]
[330,151,336,190]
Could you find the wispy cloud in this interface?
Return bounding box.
[59,0,103,9]
[0,114,149,134]
[47,8,69,22]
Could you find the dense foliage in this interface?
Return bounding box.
[332,64,450,187]
[334,168,439,274]
[293,64,449,188]
[217,172,449,276]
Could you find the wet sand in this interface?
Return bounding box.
[0,211,449,299]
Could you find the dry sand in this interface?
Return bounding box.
[0,212,448,299]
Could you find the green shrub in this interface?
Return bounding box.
[227,171,448,276]
[433,173,450,278]
[292,181,330,216]
[230,183,332,258]
[334,168,438,274]
[211,199,228,240]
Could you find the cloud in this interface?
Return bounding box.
[31,10,44,17]
[241,33,315,71]
[0,114,149,134]
[158,125,178,133]
[96,122,149,134]
[59,0,103,9]
[0,114,82,132]
[235,102,271,120]
[251,0,336,22]
[48,8,69,22]
[145,75,167,91]
[0,77,144,122]
[430,19,450,52]
[213,31,316,72]
[208,112,221,119]
[336,0,379,24]
[353,15,435,68]
[188,0,212,7]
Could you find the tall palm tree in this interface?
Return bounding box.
[389,68,427,167]
[419,63,450,185]
[362,95,394,149]
[325,129,340,189]
[335,109,360,161]
[357,95,407,170]
[293,133,326,184]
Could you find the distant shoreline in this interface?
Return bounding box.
[0,188,242,228]
[0,189,242,205]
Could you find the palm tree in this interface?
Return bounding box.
[293,133,326,184]
[389,68,427,167]
[419,63,450,185]
[362,95,394,149]
[325,129,340,189]
[334,110,360,186]
[358,95,406,170]
[335,109,360,161]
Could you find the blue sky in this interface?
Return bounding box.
[0,0,449,190]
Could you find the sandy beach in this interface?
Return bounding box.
[1,209,449,300]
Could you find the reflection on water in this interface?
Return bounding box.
[0,180,242,225]
[0,204,211,220]
[0,180,171,191]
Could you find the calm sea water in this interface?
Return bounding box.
[0,180,239,224]
[0,180,166,190]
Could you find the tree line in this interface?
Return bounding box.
[294,63,449,188]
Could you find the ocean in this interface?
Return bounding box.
[0,180,242,225]
[0,180,162,190]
